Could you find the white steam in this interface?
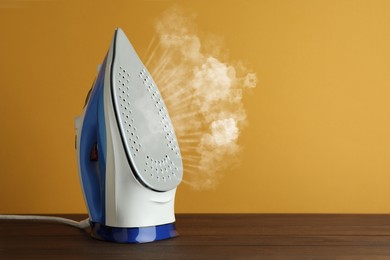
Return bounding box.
[209,118,239,146]
[145,6,257,190]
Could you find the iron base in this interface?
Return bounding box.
[90,221,178,243]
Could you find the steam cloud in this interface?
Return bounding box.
[145,6,257,190]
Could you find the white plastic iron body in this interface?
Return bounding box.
[75,28,183,243]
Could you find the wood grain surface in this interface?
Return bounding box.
[1,214,390,259]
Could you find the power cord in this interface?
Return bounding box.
[0,215,90,229]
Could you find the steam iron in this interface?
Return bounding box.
[74,28,183,243]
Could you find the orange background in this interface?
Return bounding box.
[1,0,390,213]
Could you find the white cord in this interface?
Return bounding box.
[0,215,90,229]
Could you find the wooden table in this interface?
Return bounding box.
[1,214,390,259]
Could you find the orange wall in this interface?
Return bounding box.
[1,0,390,213]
